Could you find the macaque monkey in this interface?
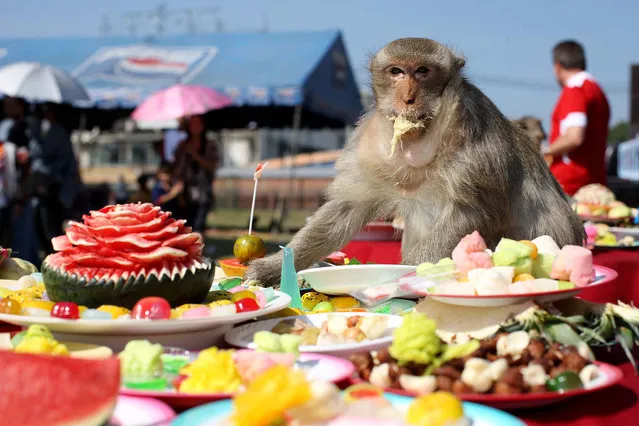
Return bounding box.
[514,116,546,148]
[247,38,585,287]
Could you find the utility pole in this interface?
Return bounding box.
[123,3,222,37]
[99,14,112,36]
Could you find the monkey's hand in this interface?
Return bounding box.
[245,198,376,287]
[245,251,284,288]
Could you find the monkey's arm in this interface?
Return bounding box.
[245,197,377,287]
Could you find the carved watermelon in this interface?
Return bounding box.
[0,350,120,426]
[42,203,214,309]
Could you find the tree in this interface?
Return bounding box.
[608,121,630,144]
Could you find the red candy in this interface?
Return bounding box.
[51,302,80,320]
[131,297,171,320]
[234,298,260,313]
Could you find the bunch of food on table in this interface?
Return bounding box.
[572,184,637,224]
[0,201,635,426]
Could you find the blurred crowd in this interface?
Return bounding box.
[119,114,220,234]
[0,97,81,265]
[0,97,220,266]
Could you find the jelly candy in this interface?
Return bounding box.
[16,275,38,290]
[253,289,267,308]
[0,298,21,315]
[208,300,233,308]
[131,297,171,320]
[206,291,233,302]
[210,303,237,316]
[329,296,359,310]
[231,291,257,302]
[234,298,260,313]
[81,309,112,320]
[22,300,55,317]
[181,306,211,319]
[97,305,130,319]
[261,287,276,302]
[312,301,334,312]
[219,277,242,291]
[51,302,80,320]
[301,292,330,310]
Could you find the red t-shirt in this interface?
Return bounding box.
[549,72,610,196]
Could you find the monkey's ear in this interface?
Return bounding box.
[455,56,466,70]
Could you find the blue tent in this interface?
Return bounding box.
[0,30,363,124]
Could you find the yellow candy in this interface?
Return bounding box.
[230,291,257,302]
[96,305,130,319]
[208,300,233,309]
[514,273,535,282]
[519,240,539,259]
[301,292,330,310]
[28,284,46,298]
[22,300,55,311]
[179,348,242,394]
[7,290,35,304]
[0,288,13,298]
[406,391,465,426]
[15,336,69,356]
[330,296,360,310]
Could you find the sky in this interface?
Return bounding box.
[1,0,637,131]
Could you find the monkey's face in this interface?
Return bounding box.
[370,38,465,123]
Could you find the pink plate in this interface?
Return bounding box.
[353,362,623,410]
[109,395,175,426]
[428,265,617,307]
[120,352,355,410]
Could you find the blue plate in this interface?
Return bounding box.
[171,392,525,426]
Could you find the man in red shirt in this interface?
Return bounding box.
[544,40,610,196]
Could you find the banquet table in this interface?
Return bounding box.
[342,239,639,426]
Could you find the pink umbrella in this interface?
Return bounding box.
[131,84,233,121]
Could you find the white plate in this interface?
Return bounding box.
[299,265,416,295]
[0,291,291,335]
[428,265,617,307]
[225,313,402,358]
[109,395,175,426]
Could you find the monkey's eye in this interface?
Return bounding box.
[416,66,429,74]
[390,67,404,75]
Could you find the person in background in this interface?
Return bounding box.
[129,174,152,204]
[152,162,183,215]
[114,175,129,204]
[166,115,219,233]
[29,102,81,255]
[544,40,611,196]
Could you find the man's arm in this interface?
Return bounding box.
[544,126,585,156]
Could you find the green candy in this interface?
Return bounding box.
[312,301,334,312]
[546,371,583,392]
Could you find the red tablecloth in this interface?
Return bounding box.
[343,240,639,426]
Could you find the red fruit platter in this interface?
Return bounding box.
[352,362,623,410]
[120,349,355,410]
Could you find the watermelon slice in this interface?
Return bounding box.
[42,203,214,308]
[0,350,120,426]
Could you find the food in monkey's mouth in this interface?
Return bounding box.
[388,116,424,156]
[350,312,604,397]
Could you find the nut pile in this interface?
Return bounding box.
[350,331,601,395]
